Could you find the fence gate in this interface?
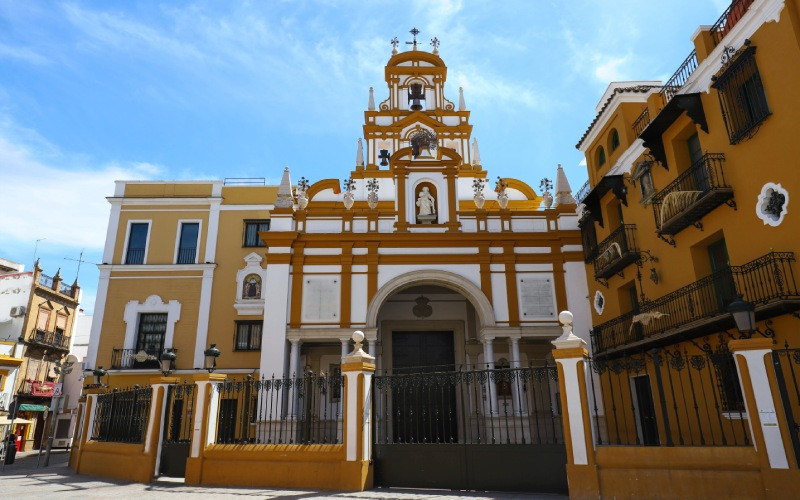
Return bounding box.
[372,365,567,494]
[772,345,800,467]
[159,383,197,477]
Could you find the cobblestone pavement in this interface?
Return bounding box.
[1,450,566,499]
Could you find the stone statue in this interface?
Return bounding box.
[416,187,436,216]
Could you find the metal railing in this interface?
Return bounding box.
[125,248,145,265]
[224,178,266,186]
[28,328,70,350]
[633,107,651,137]
[176,247,197,264]
[111,347,178,369]
[38,273,54,288]
[651,153,732,235]
[591,224,640,279]
[588,343,751,447]
[59,283,73,297]
[661,50,698,102]
[92,386,152,443]
[575,180,591,204]
[591,252,799,355]
[711,0,756,46]
[374,364,563,445]
[772,343,800,467]
[215,373,344,445]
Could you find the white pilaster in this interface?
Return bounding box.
[85,268,111,369]
[152,383,171,476]
[483,337,498,414]
[259,260,291,378]
[734,348,789,469]
[552,311,590,466]
[193,268,215,368]
[190,381,209,458]
[509,336,523,414]
[368,339,376,359]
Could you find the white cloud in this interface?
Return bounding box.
[0,122,155,250]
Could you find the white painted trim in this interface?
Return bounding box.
[344,370,359,461]
[108,197,222,206]
[193,268,215,368]
[219,204,275,211]
[378,247,478,255]
[121,220,152,265]
[102,201,122,264]
[173,219,203,264]
[734,348,789,468]
[153,384,170,477]
[577,89,660,152]
[122,295,182,351]
[85,268,111,369]
[86,394,98,440]
[98,263,216,272]
[205,381,221,445]
[144,385,161,453]
[756,182,789,227]
[607,140,645,176]
[204,200,221,262]
[190,381,209,457]
[556,356,588,465]
[235,253,267,316]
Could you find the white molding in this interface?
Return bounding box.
[594,290,605,315]
[121,220,152,265]
[219,204,275,211]
[607,140,646,176]
[172,219,203,264]
[122,295,182,351]
[98,263,217,272]
[578,90,659,153]
[234,253,267,316]
[85,268,111,369]
[193,268,215,368]
[108,196,223,206]
[204,200,221,262]
[756,182,788,227]
[102,201,122,264]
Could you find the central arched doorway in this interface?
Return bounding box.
[368,271,568,494]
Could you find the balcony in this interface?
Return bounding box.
[711,0,755,46]
[651,153,733,239]
[575,180,591,205]
[632,107,650,137]
[591,224,640,280]
[26,328,71,351]
[590,251,800,357]
[19,379,56,397]
[111,347,178,370]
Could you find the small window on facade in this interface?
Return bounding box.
[235,321,262,351]
[36,308,50,331]
[125,223,149,265]
[610,129,620,152]
[597,147,606,168]
[712,45,770,144]
[176,222,199,264]
[243,220,270,247]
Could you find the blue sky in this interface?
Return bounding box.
[0,0,730,314]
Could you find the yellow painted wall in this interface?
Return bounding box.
[113,209,210,265]
[124,182,214,198]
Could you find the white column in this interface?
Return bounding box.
[733,346,789,469]
[341,338,350,359]
[151,383,172,477]
[289,339,301,377]
[483,337,498,414]
[85,268,111,369]
[259,257,291,378]
[190,381,209,458]
[342,331,375,463]
[193,268,215,368]
[368,339,376,359]
[509,336,523,415]
[552,311,590,466]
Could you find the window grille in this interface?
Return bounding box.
[235,321,262,351]
[712,45,770,144]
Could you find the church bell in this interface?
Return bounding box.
[408,83,424,111]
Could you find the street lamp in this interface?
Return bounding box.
[728,295,756,337]
[160,350,177,376]
[92,367,107,386]
[204,344,221,373]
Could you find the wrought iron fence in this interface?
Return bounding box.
[125,248,145,265]
[588,342,751,447]
[771,343,800,467]
[59,282,73,296]
[633,107,651,137]
[373,364,563,445]
[176,247,197,264]
[591,251,799,355]
[163,383,197,445]
[92,386,152,443]
[661,50,697,102]
[711,0,755,46]
[111,347,178,369]
[214,373,343,445]
[651,153,732,235]
[591,224,640,279]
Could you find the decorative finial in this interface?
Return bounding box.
[471,137,481,166]
[554,163,576,207]
[275,166,295,209]
[430,37,440,55]
[390,37,399,55]
[458,87,466,111]
[551,310,586,349]
[342,330,375,363]
[54,267,62,279]
[368,87,375,111]
[406,27,420,50]
[356,138,364,167]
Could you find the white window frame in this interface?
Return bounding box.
[122,295,182,352]
[122,220,152,265]
[173,219,203,265]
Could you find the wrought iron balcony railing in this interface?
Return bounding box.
[632,107,651,137]
[27,328,71,351]
[590,251,800,356]
[176,247,197,264]
[651,153,733,237]
[590,224,640,280]
[125,247,145,265]
[575,180,591,204]
[661,50,698,103]
[111,347,178,370]
[711,0,755,46]
[59,283,73,297]
[39,273,54,288]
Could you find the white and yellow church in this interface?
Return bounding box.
[85,39,591,395]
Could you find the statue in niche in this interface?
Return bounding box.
[243,274,262,299]
[416,186,436,217]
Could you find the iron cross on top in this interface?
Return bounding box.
[406,27,420,48]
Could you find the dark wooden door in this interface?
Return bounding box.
[392,331,455,372]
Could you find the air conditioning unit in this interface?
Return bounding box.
[10,305,26,317]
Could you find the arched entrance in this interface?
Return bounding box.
[368,271,568,494]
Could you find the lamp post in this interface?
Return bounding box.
[204,344,221,373]
[728,295,756,338]
[160,350,176,377]
[91,367,107,386]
